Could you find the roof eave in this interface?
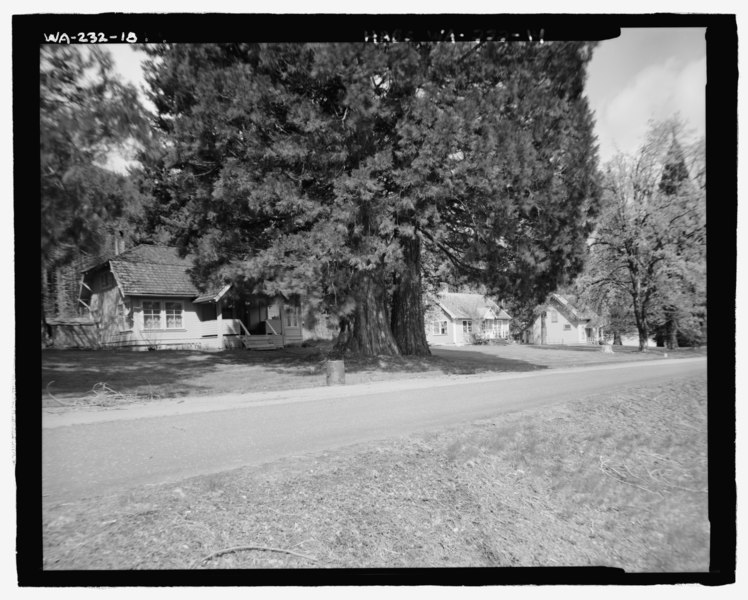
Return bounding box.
[193,283,232,304]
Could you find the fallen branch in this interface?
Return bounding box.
[46,381,75,407]
[191,545,319,569]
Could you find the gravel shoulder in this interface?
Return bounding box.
[42,372,709,572]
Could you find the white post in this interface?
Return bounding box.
[217,299,223,349]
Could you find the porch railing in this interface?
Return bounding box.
[201,318,277,337]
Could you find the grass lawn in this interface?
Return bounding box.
[42,374,708,571]
[41,342,705,407]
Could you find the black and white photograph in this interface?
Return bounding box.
[14,8,736,587]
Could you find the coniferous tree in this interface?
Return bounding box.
[142,42,601,356]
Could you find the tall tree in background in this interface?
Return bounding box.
[584,119,706,350]
[652,137,704,348]
[143,42,600,356]
[41,45,148,323]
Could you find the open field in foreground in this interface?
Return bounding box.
[41,343,706,407]
[43,374,708,571]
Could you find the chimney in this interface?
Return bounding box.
[440,282,450,295]
[114,230,125,255]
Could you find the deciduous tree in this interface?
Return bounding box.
[585,119,706,350]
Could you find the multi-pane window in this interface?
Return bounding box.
[563,324,572,331]
[142,301,161,329]
[550,309,558,323]
[165,302,183,329]
[432,321,447,335]
[462,320,472,333]
[284,304,299,328]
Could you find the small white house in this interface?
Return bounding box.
[425,288,511,346]
[77,244,305,351]
[526,293,602,345]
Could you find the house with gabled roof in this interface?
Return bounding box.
[77,244,305,351]
[425,285,511,346]
[525,293,603,345]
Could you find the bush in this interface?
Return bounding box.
[470,333,491,345]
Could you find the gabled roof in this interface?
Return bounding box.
[545,293,598,324]
[436,292,511,321]
[85,245,201,297]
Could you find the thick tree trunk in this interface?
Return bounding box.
[631,290,649,352]
[391,235,430,356]
[638,324,649,351]
[613,332,622,345]
[333,270,400,357]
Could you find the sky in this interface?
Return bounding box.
[106,28,707,167]
[585,28,706,162]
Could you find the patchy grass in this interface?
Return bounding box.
[43,375,707,571]
[42,343,701,406]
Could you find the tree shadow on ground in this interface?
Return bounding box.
[42,348,320,399]
[41,345,547,404]
[341,349,547,376]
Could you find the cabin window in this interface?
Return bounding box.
[432,321,447,335]
[142,301,161,329]
[549,309,558,323]
[462,320,472,333]
[563,324,571,331]
[165,302,183,329]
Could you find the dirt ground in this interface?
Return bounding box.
[41,342,705,407]
[42,374,708,571]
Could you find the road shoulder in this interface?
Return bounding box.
[42,356,706,429]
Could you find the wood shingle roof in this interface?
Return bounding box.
[89,245,201,297]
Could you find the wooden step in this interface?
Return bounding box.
[241,335,282,350]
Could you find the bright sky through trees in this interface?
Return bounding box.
[106,28,706,168]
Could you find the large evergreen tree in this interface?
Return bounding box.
[142,42,601,356]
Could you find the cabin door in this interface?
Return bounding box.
[282,303,302,341]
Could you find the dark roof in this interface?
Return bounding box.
[111,244,193,266]
[88,245,201,297]
[436,292,511,320]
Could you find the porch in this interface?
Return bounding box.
[200,318,283,350]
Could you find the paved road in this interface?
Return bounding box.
[42,358,706,504]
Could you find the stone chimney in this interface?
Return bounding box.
[440,282,450,295]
